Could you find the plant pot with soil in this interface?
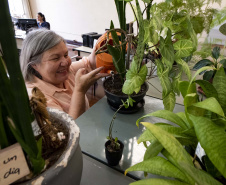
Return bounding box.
[103,74,149,113]
[105,105,125,166]
[17,108,83,185]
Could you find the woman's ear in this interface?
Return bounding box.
[31,64,38,71]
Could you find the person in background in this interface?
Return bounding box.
[20,29,108,119]
[37,12,50,29]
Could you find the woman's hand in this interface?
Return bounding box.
[87,44,98,70]
[74,66,109,94]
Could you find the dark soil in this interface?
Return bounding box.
[41,118,69,170]
[104,75,147,96]
[13,119,69,184]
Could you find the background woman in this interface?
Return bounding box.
[20,29,108,119]
[37,12,50,29]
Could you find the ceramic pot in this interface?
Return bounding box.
[19,108,83,185]
[103,76,149,114]
[105,140,124,166]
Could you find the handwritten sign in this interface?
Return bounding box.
[0,143,30,185]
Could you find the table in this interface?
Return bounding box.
[72,46,93,57]
[75,95,184,180]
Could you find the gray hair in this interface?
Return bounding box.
[20,28,65,81]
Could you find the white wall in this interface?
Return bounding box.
[29,0,140,42]
[29,0,226,42]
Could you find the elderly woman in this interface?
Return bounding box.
[20,29,108,119]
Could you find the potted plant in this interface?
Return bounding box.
[105,98,136,166]
[96,0,209,113]
[124,66,226,184]
[0,1,82,184]
[105,104,125,166]
[193,46,226,82]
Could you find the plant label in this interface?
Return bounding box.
[0,143,30,185]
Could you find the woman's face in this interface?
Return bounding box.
[37,14,42,22]
[33,41,72,88]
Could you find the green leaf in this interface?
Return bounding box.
[203,71,214,81]
[219,23,226,36]
[190,66,215,85]
[107,44,126,80]
[109,21,120,45]
[212,46,220,60]
[219,59,226,68]
[184,93,198,108]
[122,65,148,95]
[137,110,188,129]
[129,178,190,185]
[175,58,191,81]
[144,140,163,160]
[194,80,218,100]
[179,81,189,98]
[126,156,190,183]
[190,115,226,179]
[163,91,176,111]
[188,97,225,117]
[159,29,175,64]
[140,122,195,184]
[156,61,172,99]
[192,59,213,70]
[213,67,226,114]
[137,129,156,144]
[174,40,193,58]
[176,112,191,128]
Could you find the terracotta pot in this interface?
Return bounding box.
[96,32,122,73]
[105,140,124,166]
[19,108,83,185]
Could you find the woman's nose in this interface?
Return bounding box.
[60,58,68,66]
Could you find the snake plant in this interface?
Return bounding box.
[0,0,45,175]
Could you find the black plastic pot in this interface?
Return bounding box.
[103,76,149,114]
[105,140,124,166]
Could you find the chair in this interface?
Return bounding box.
[46,22,50,30]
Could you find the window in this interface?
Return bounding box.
[8,0,32,18]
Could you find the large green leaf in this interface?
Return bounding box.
[140,122,195,184]
[163,91,176,111]
[142,122,222,185]
[144,140,163,160]
[212,46,220,60]
[122,64,148,95]
[203,71,214,81]
[176,112,191,128]
[192,59,213,70]
[126,156,190,183]
[129,178,190,185]
[174,40,193,58]
[194,80,218,100]
[159,29,175,64]
[190,115,226,179]
[136,110,188,129]
[188,97,225,117]
[213,67,226,114]
[156,61,172,99]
